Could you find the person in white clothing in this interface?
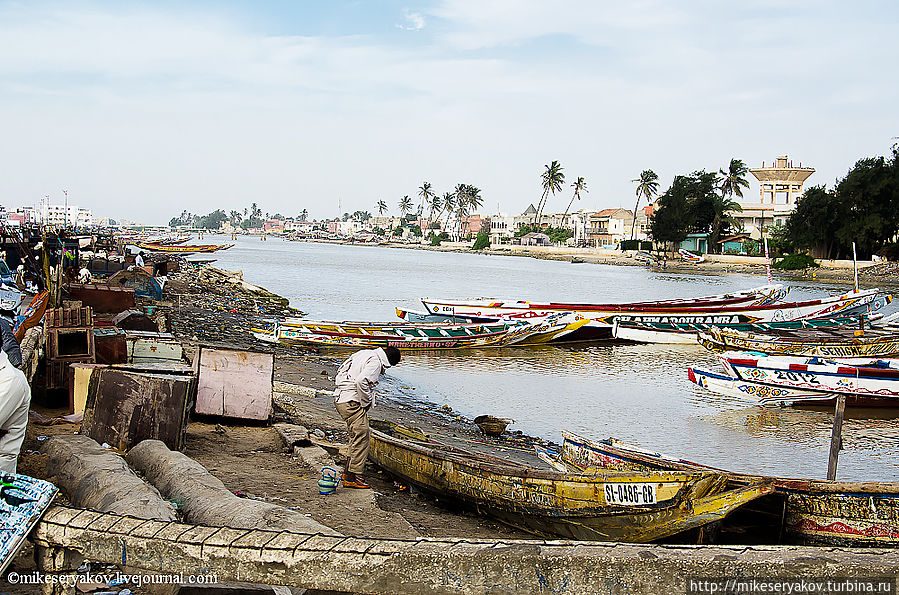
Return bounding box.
[333,346,401,488]
[0,348,31,474]
[134,251,146,268]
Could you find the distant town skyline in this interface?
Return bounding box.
[1,1,897,225]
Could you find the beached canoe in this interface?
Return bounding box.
[251,314,586,350]
[394,308,591,344]
[698,323,899,357]
[368,424,771,542]
[612,314,882,345]
[557,431,899,546]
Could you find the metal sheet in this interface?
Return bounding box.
[195,347,273,421]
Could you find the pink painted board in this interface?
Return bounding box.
[195,347,273,420]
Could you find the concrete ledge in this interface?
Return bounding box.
[32,506,899,595]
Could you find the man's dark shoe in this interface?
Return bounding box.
[342,473,371,489]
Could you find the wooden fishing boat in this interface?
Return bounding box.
[422,287,884,340]
[557,431,899,546]
[136,242,233,253]
[12,291,50,342]
[679,248,705,263]
[368,424,772,542]
[686,365,896,407]
[699,324,899,357]
[612,314,881,345]
[250,314,584,350]
[720,353,899,399]
[394,308,590,344]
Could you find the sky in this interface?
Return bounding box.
[1,1,897,225]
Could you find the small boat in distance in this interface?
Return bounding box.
[136,242,233,253]
[679,248,705,263]
[368,423,772,542]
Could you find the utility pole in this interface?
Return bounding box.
[63,189,68,229]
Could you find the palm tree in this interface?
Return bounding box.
[418,182,433,221]
[440,191,456,228]
[719,158,750,199]
[377,200,388,216]
[564,176,587,217]
[398,195,413,220]
[299,209,308,222]
[630,170,659,241]
[536,161,565,227]
[465,185,483,213]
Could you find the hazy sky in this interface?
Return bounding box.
[1,1,897,225]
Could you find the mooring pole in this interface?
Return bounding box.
[826,394,847,481]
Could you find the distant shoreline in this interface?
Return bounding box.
[274,236,899,289]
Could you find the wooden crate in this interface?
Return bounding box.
[81,367,196,451]
[45,306,93,329]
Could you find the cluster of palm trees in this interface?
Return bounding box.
[533,161,588,229]
[376,182,485,239]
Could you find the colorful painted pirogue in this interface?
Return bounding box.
[719,353,899,400]
[12,291,50,342]
[135,242,233,253]
[612,314,882,345]
[557,431,899,546]
[698,324,899,357]
[368,423,772,542]
[686,365,893,407]
[420,287,885,340]
[251,312,589,350]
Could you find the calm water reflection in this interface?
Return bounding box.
[211,236,899,481]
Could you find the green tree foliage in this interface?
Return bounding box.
[536,161,565,225]
[472,230,490,250]
[649,170,742,252]
[514,224,572,244]
[784,147,899,259]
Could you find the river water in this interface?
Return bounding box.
[209,236,899,482]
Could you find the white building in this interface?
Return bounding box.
[32,203,93,228]
[488,213,516,244]
[737,155,815,238]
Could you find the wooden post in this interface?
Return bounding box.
[852,241,859,292]
[827,394,847,480]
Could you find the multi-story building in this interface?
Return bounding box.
[586,209,634,248]
[738,155,814,238]
[30,203,93,228]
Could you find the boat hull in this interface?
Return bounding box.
[368,428,770,543]
[700,324,899,357]
[559,431,899,546]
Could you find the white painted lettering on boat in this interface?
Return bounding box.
[617,315,743,324]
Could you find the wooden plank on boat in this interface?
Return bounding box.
[194,346,273,421]
[81,367,196,451]
[827,395,847,481]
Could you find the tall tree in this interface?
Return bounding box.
[631,170,659,240]
[398,195,413,220]
[418,182,434,221]
[377,200,388,215]
[299,209,308,222]
[536,161,565,226]
[719,158,751,199]
[565,176,587,217]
